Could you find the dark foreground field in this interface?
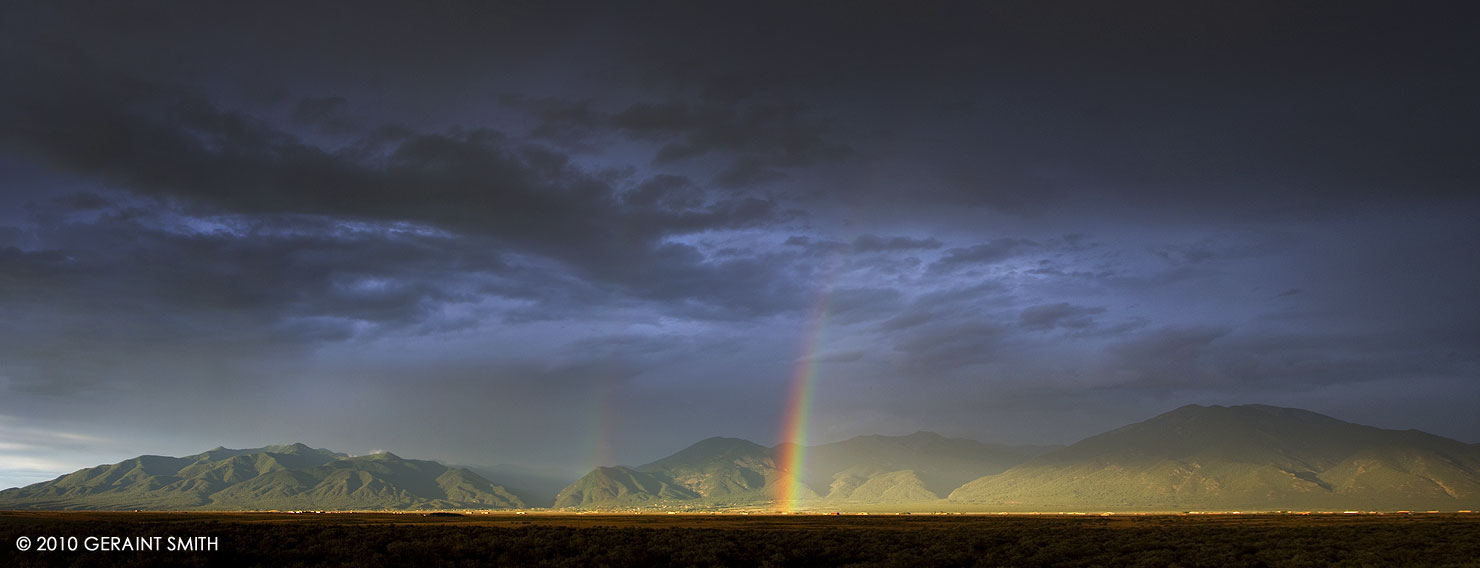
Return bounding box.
[3,511,1478,567]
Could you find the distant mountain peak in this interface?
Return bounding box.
[0,445,523,511]
[555,430,1059,509]
[691,436,763,449]
[643,437,769,470]
[949,404,1480,510]
[261,442,318,454]
[1149,403,1352,430]
[863,431,949,443]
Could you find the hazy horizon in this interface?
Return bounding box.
[5,401,1477,493]
[2,2,1477,492]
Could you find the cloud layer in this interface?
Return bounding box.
[1,1,1477,488]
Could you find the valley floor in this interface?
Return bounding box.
[3,511,1479,566]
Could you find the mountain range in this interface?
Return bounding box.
[4,405,1478,512]
[947,404,1480,511]
[0,443,523,511]
[553,432,1055,508]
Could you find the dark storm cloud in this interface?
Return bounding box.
[2,0,1478,486]
[779,234,944,269]
[289,96,363,135]
[1,69,813,319]
[1150,234,1295,266]
[877,282,1011,333]
[601,1,1478,219]
[0,201,809,380]
[891,322,1010,379]
[929,238,1038,274]
[0,208,516,393]
[11,2,1478,219]
[851,235,942,253]
[1100,326,1234,387]
[609,100,851,167]
[623,174,702,209]
[823,288,904,325]
[1086,315,1480,402]
[0,227,28,248]
[495,94,603,151]
[712,156,787,189]
[497,94,854,188]
[1018,303,1107,332]
[52,192,112,211]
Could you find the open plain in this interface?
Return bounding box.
[4,511,1479,567]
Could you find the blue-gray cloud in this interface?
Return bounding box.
[1,0,1477,487]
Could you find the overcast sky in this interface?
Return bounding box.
[2,1,1477,490]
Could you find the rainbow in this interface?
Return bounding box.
[774,259,843,512]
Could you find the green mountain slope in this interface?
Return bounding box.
[640,437,793,503]
[805,431,1057,501]
[553,466,700,507]
[948,404,1480,511]
[553,437,797,509]
[0,444,524,511]
[825,467,937,502]
[553,433,1050,509]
